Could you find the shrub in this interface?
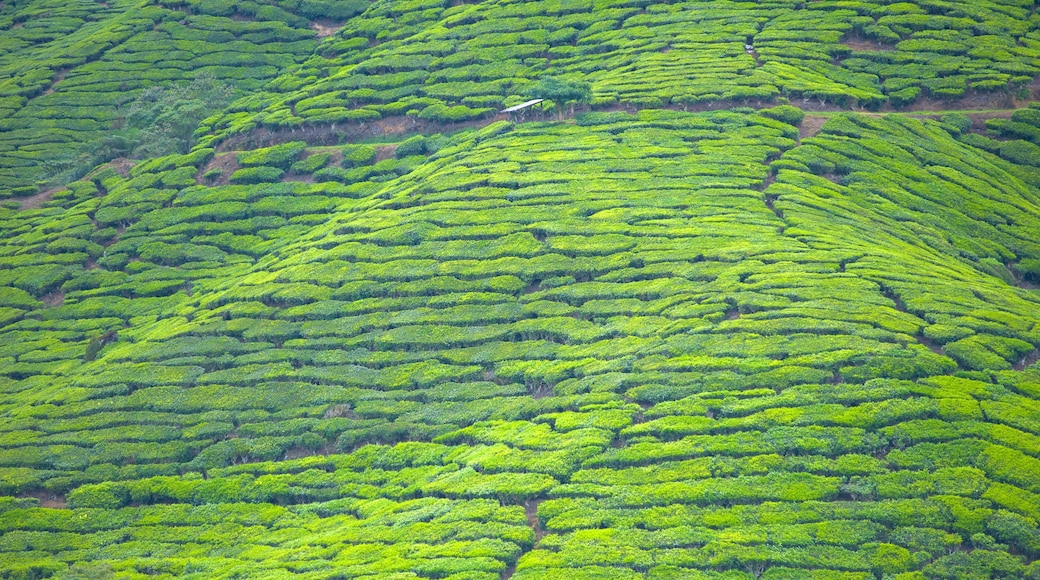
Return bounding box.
[66,481,129,509]
[759,105,805,126]
[395,135,426,158]
[290,152,331,174]
[341,144,377,168]
[237,141,307,169]
[922,550,1024,579]
[999,140,1040,166]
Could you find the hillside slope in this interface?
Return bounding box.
[0,0,1040,579]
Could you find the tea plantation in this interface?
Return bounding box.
[1,0,1040,579]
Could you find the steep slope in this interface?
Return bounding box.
[1,0,1040,578]
[0,0,357,194]
[1,108,1039,578]
[199,0,1040,147]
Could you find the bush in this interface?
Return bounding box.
[999,140,1040,166]
[237,141,307,169]
[67,481,129,509]
[341,144,377,167]
[923,550,1025,579]
[290,152,331,174]
[396,135,426,158]
[987,510,1040,557]
[941,113,972,134]
[759,105,805,126]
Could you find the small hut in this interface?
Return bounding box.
[501,99,544,122]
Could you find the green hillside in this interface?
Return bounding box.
[1,1,1040,579]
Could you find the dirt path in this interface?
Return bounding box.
[216,84,1036,156]
[502,499,545,580]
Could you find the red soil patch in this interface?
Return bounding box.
[17,187,61,210]
[374,144,397,162]
[799,115,826,142]
[841,34,896,52]
[916,335,946,356]
[42,291,65,307]
[311,19,343,38]
[216,113,499,153]
[1015,349,1040,371]
[196,152,240,185]
[107,157,134,177]
[24,491,66,509]
[41,69,68,96]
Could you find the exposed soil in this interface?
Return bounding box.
[311,19,344,38]
[916,334,946,356]
[880,285,907,313]
[217,114,494,153]
[502,499,546,579]
[799,115,827,142]
[530,384,553,399]
[904,89,1016,113]
[102,225,125,249]
[374,144,397,162]
[1007,262,1040,289]
[841,34,896,52]
[42,68,68,96]
[24,491,66,509]
[525,499,545,543]
[1014,349,1040,371]
[42,291,64,308]
[325,148,344,167]
[16,187,60,210]
[196,152,241,186]
[18,158,133,211]
[106,157,134,177]
[756,173,777,192]
[764,194,784,220]
[216,75,1039,156]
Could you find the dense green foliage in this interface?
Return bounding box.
[196,0,1040,150]
[0,0,1039,578]
[0,0,338,194]
[1,105,1039,578]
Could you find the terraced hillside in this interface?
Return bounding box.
[0,0,358,193]
[1,0,1040,579]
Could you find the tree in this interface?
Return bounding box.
[525,76,593,120]
[119,73,235,158]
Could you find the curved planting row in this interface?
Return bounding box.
[0,107,1037,577]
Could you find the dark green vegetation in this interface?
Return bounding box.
[1,0,1040,579]
[197,0,1040,146]
[2,107,1040,578]
[0,0,354,193]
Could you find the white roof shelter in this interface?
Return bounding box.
[501,99,544,113]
